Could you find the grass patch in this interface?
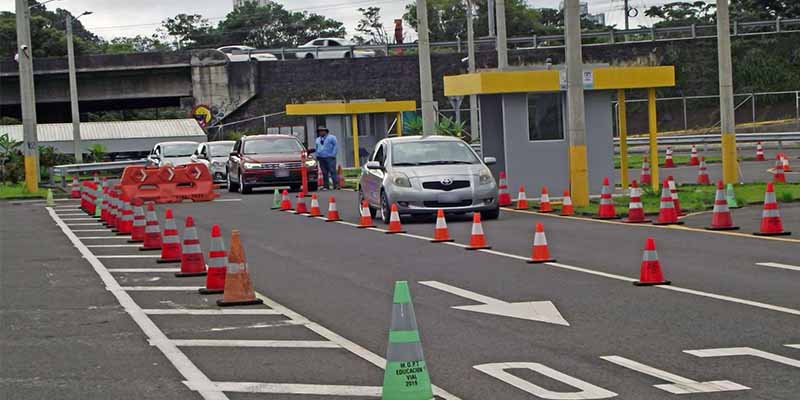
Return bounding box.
[0,183,49,199]
[614,154,723,169]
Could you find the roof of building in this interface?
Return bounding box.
[1,119,206,142]
[286,100,417,116]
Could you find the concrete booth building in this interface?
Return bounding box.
[286,100,417,168]
[444,65,676,194]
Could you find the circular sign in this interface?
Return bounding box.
[192,105,213,128]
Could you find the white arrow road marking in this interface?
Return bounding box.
[419,281,569,326]
[756,262,800,272]
[600,356,748,394]
[183,382,382,396]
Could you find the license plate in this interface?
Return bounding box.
[437,193,461,203]
[275,168,289,178]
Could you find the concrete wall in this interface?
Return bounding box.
[583,91,615,191]
[479,95,505,178]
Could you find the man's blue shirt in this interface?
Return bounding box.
[315,134,338,158]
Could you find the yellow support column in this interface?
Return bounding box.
[617,89,629,189]
[25,156,39,193]
[396,112,403,136]
[351,114,361,167]
[647,88,659,191]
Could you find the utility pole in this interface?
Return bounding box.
[416,0,436,136]
[15,0,39,193]
[488,0,496,37]
[66,14,82,163]
[624,0,630,31]
[717,0,738,184]
[466,0,479,142]
[565,0,589,206]
[495,0,508,70]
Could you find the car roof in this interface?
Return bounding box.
[206,140,235,145]
[240,134,297,141]
[157,141,199,146]
[382,135,465,144]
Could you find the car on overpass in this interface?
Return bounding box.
[226,135,318,194]
[146,141,200,167]
[359,136,499,223]
[296,38,377,59]
[191,141,235,184]
[217,45,278,62]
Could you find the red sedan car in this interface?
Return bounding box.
[226,135,318,194]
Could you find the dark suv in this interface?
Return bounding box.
[226,135,318,194]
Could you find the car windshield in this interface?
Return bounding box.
[161,143,197,157]
[209,143,234,157]
[391,141,480,166]
[243,138,303,155]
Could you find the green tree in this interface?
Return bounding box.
[354,7,390,45]
[0,2,103,58]
[731,0,800,20]
[644,2,717,27]
[103,35,171,54]
[158,13,213,49]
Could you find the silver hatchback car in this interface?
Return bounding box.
[359,136,499,223]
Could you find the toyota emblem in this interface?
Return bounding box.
[278,163,286,168]
[440,177,453,186]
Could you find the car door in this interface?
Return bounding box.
[323,40,341,59]
[228,140,242,182]
[363,143,386,205]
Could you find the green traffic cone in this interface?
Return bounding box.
[382,281,433,400]
[271,188,281,209]
[726,183,740,208]
[45,189,55,207]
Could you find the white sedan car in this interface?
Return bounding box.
[297,38,376,59]
[217,45,278,62]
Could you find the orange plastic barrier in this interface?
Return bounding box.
[119,163,219,204]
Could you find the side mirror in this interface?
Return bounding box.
[307,148,316,154]
[365,161,382,170]
[483,157,497,165]
[229,152,238,157]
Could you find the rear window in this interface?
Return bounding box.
[243,138,303,155]
[161,143,197,157]
[209,143,234,157]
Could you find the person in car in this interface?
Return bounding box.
[315,126,339,190]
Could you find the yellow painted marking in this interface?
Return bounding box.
[25,156,39,193]
[721,133,739,184]
[351,114,360,167]
[593,66,676,90]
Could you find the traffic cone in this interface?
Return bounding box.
[308,193,322,217]
[516,185,529,210]
[706,181,739,230]
[358,200,376,228]
[497,171,512,206]
[271,188,281,210]
[106,191,117,229]
[560,190,574,216]
[294,193,308,214]
[93,172,98,183]
[430,209,453,243]
[466,212,491,250]
[653,180,682,225]
[689,145,699,166]
[139,202,162,251]
[527,223,556,263]
[326,196,341,222]
[640,155,652,185]
[101,187,109,223]
[317,165,324,188]
[726,183,740,208]
[778,153,791,172]
[199,224,227,295]
[754,182,791,236]
[381,281,433,400]
[217,230,263,307]
[756,142,766,161]
[624,180,650,223]
[158,208,182,263]
[45,189,55,207]
[93,180,104,218]
[668,176,684,215]
[595,177,618,219]
[773,160,787,183]
[279,189,292,211]
[663,146,675,168]
[337,165,345,189]
[70,176,80,198]
[109,192,121,233]
[633,238,671,286]
[385,204,406,234]
[538,187,553,212]
[696,157,710,185]
[116,195,133,236]
[129,199,146,243]
[176,216,207,277]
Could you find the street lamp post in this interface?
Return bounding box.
[67,11,92,164]
[15,0,39,193]
[416,0,436,136]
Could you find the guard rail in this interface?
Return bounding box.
[50,159,148,188]
[615,132,800,147]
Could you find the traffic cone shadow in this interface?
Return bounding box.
[217,230,264,307]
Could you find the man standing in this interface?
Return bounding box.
[314,125,339,190]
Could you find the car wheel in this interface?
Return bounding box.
[227,170,239,192]
[305,54,314,59]
[380,190,391,224]
[344,52,351,58]
[481,207,501,220]
[238,170,252,194]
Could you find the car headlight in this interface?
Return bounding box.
[211,160,224,167]
[479,169,494,186]
[243,162,262,169]
[391,172,412,188]
[305,159,317,167]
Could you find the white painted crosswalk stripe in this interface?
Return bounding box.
[120,286,203,291]
[756,262,800,272]
[109,268,180,273]
[166,339,339,348]
[88,244,141,248]
[97,255,161,259]
[183,382,381,396]
[77,236,128,240]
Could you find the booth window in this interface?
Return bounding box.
[357,114,377,137]
[527,93,564,141]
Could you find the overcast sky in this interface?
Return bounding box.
[2,0,665,41]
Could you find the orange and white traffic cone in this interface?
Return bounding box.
[668,176,684,215]
[116,195,133,236]
[754,182,791,236]
[653,179,682,225]
[279,189,292,211]
[689,145,699,166]
[516,186,529,210]
[430,209,453,243]
[696,157,710,185]
[176,216,207,277]
[663,146,675,168]
[623,180,649,223]
[527,223,556,263]
[466,212,491,250]
[158,208,182,263]
[101,188,110,223]
[633,237,671,286]
[70,176,80,198]
[337,165,345,189]
[385,204,406,234]
[706,181,739,231]
[217,230,263,307]
[539,187,553,213]
[560,190,574,216]
[595,177,618,219]
[497,171,512,207]
[294,193,308,214]
[317,165,324,188]
[106,191,118,229]
[358,200,375,228]
[139,202,162,251]
[774,160,787,183]
[199,224,227,295]
[326,196,341,222]
[640,156,652,185]
[129,199,146,243]
[778,153,792,172]
[308,193,322,217]
[756,142,766,161]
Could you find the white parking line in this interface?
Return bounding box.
[72,229,111,232]
[66,223,105,226]
[120,286,204,291]
[166,339,340,348]
[97,255,161,259]
[88,244,142,248]
[62,218,99,221]
[57,214,90,217]
[109,268,181,273]
[142,309,282,315]
[77,236,128,240]
[183,382,381,396]
[756,262,800,272]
